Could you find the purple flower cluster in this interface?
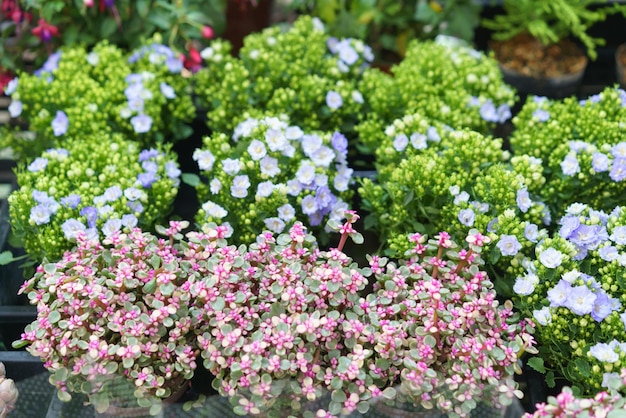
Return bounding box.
[471,98,511,123]
[326,37,373,74]
[560,141,626,181]
[127,43,183,73]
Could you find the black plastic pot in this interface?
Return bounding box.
[498,62,588,100]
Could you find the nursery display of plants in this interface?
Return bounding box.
[2,1,626,418]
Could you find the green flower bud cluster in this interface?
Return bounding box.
[356,39,516,153]
[193,16,364,135]
[8,134,179,264]
[360,127,505,250]
[1,40,195,162]
[192,115,354,246]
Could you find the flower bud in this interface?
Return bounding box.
[201,25,214,40]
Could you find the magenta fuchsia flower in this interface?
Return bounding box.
[31,19,59,43]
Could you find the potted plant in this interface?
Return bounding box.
[1,38,196,162]
[358,229,536,417]
[0,362,18,417]
[186,114,354,246]
[189,212,383,417]
[481,0,626,98]
[12,221,212,416]
[8,133,180,266]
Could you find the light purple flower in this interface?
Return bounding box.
[609,157,626,182]
[458,208,475,227]
[315,185,335,210]
[513,276,535,295]
[539,247,564,268]
[130,114,152,133]
[497,234,522,256]
[532,109,550,122]
[611,142,626,159]
[103,185,123,202]
[533,307,552,326]
[80,206,98,228]
[338,44,358,66]
[393,134,409,152]
[166,57,183,73]
[516,188,532,213]
[296,161,316,185]
[8,100,22,118]
[142,160,158,173]
[124,187,143,201]
[569,141,590,153]
[598,245,619,262]
[60,194,81,209]
[592,152,610,172]
[102,218,122,237]
[127,201,144,214]
[159,82,176,99]
[569,224,606,251]
[410,132,427,150]
[121,214,138,229]
[139,148,159,162]
[61,219,87,240]
[301,195,319,215]
[277,204,295,221]
[525,223,539,242]
[589,342,619,363]
[565,285,597,316]
[165,161,181,179]
[263,217,286,234]
[560,154,580,176]
[28,157,48,172]
[426,126,440,142]
[326,91,343,110]
[256,181,275,198]
[52,111,69,136]
[591,290,614,322]
[547,280,572,307]
[487,218,499,233]
[222,158,242,175]
[331,132,348,156]
[29,205,53,225]
[559,215,580,239]
[137,171,159,188]
[610,226,626,245]
[4,78,17,95]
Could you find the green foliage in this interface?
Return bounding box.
[481,0,626,60]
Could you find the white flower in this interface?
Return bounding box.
[561,270,581,283]
[453,191,470,205]
[565,203,588,215]
[8,100,22,118]
[277,204,295,221]
[202,201,228,219]
[338,44,359,65]
[260,156,280,177]
[265,128,287,152]
[4,78,18,95]
[539,247,564,268]
[334,175,350,192]
[210,178,222,194]
[159,82,176,99]
[230,175,250,198]
[393,134,409,152]
[247,139,267,161]
[410,132,427,150]
[311,146,335,167]
[533,307,552,326]
[301,134,323,156]
[513,276,535,295]
[589,342,619,363]
[449,185,460,196]
[351,90,364,104]
[285,126,303,140]
[264,217,285,233]
[200,47,214,60]
[120,107,132,119]
[192,149,216,171]
[222,158,242,175]
[296,161,316,185]
[326,91,343,110]
[256,181,275,198]
[102,219,122,237]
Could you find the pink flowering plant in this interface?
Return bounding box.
[188,115,354,246]
[12,221,211,415]
[357,230,536,417]
[0,39,195,161]
[506,202,626,399]
[524,368,626,418]
[8,134,180,265]
[509,87,626,217]
[189,212,380,417]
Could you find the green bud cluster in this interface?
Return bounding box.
[8,134,179,264]
[194,16,363,135]
[1,40,195,162]
[356,40,516,152]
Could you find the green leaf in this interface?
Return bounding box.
[136,0,150,18]
[147,10,172,30]
[0,251,13,265]
[527,357,545,373]
[546,371,555,388]
[574,358,591,378]
[100,19,118,39]
[182,173,201,187]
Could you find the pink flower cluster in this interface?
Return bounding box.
[191,218,372,416]
[15,222,215,411]
[359,231,536,417]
